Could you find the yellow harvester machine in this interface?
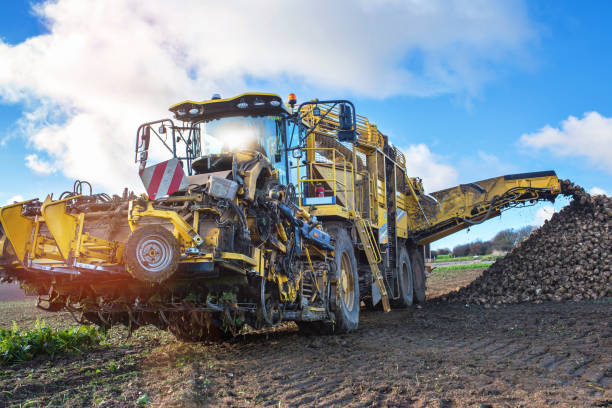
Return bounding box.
[0,93,562,340]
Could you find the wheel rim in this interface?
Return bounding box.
[339,251,355,311]
[136,234,173,274]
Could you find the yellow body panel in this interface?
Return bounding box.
[129,200,203,247]
[40,196,81,261]
[0,201,36,262]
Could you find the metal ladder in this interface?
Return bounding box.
[355,218,390,312]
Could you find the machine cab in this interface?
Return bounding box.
[135,93,292,187]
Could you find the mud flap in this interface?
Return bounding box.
[372,277,381,306]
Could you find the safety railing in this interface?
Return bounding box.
[299,104,386,149]
[293,147,355,210]
[299,103,407,169]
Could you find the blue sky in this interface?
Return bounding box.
[0,1,610,251]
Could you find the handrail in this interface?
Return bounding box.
[293,147,355,208]
[360,219,381,264]
[300,103,385,148]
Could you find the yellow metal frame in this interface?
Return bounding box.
[180,251,257,266]
[129,200,203,247]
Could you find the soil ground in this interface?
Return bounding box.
[0,270,611,407]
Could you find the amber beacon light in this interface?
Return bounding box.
[288,93,297,107]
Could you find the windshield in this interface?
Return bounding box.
[201,116,288,183]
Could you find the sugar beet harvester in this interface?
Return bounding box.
[0,93,562,340]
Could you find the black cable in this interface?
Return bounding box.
[227,200,250,240]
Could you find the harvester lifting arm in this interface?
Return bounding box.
[410,171,562,245]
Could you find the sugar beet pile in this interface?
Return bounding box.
[440,180,612,305]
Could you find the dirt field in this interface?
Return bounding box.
[0,271,611,407]
[0,282,35,302]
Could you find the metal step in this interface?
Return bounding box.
[355,218,390,312]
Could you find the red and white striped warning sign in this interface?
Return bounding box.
[139,158,188,199]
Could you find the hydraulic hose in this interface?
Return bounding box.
[228,200,250,240]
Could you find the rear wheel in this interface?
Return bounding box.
[124,225,180,283]
[392,247,413,308]
[410,246,427,303]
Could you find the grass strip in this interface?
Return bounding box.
[433,262,493,271]
[433,255,504,263]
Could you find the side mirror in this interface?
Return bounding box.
[274,152,282,163]
[337,103,356,142]
[143,126,151,150]
[139,127,151,170]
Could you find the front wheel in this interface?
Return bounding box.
[124,225,180,283]
[333,226,360,332]
[297,225,359,335]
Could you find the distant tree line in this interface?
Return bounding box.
[431,226,536,258]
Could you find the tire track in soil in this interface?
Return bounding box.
[144,299,612,407]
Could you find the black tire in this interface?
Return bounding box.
[124,225,180,283]
[297,225,360,335]
[410,246,427,303]
[392,247,413,308]
[331,226,360,332]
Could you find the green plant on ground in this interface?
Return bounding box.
[435,254,453,261]
[0,319,103,365]
[434,262,493,271]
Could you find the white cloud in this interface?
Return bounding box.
[0,0,535,192]
[520,112,612,174]
[400,144,458,192]
[534,204,554,226]
[589,186,608,196]
[5,195,24,205]
[25,154,56,175]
